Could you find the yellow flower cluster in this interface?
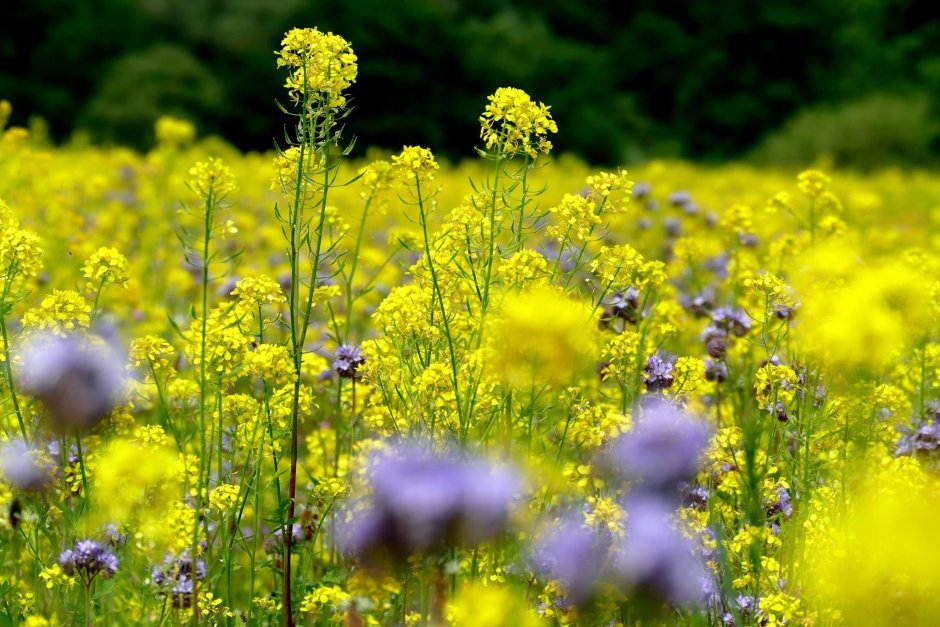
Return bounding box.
[22,290,90,334]
[277,27,358,109]
[299,585,349,614]
[154,116,195,148]
[391,145,439,185]
[479,86,558,158]
[547,193,600,243]
[208,483,240,510]
[497,248,548,290]
[130,335,175,371]
[82,246,130,288]
[187,157,237,198]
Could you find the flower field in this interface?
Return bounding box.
[4,27,940,626]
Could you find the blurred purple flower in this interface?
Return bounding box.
[682,289,715,318]
[704,358,728,383]
[0,438,53,491]
[611,494,706,607]
[667,191,693,208]
[702,326,728,359]
[338,445,519,562]
[632,182,652,199]
[19,334,125,431]
[600,288,640,326]
[711,307,751,338]
[151,551,206,609]
[530,516,609,604]
[604,399,712,492]
[664,217,682,237]
[765,485,793,533]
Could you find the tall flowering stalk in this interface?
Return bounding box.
[477,87,557,313]
[178,158,237,625]
[0,201,43,441]
[273,27,357,626]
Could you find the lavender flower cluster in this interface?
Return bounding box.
[151,552,206,609]
[532,399,712,609]
[339,445,519,563]
[20,334,125,431]
[59,539,119,583]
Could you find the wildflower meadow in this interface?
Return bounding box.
[4,25,940,627]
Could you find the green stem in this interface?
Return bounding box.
[416,178,464,441]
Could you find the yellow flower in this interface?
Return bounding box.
[299,585,350,613]
[277,27,357,109]
[547,193,600,243]
[245,343,294,386]
[490,287,597,388]
[232,274,286,310]
[0,226,43,283]
[479,86,557,158]
[497,249,548,290]
[188,158,237,197]
[130,335,175,371]
[391,145,439,185]
[584,496,625,537]
[797,169,831,198]
[154,116,195,148]
[39,564,73,589]
[754,363,799,407]
[22,290,90,334]
[82,246,130,289]
[209,483,240,510]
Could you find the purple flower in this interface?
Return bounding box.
[667,191,693,208]
[704,358,728,383]
[333,344,366,379]
[604,399,712,492]
[600,289,640,326]
[59,539,118,582]
[610,494,706,607]
[632,182,652,199]
[47,440,80,465]
[702,326,728,359]
[151,551,206,609]
[0,439,52,491]
[765,486,793,533]
[682,290,715,318]
[681,484,710,511]
[19,334,125,431]
[711,307,751,338]
[103,524,127,548]
[537,243,577,273]
[738,233,759,247]
[338,445,518,562]
[644,353,675,393]
[896,400,940,458]
[664,217,682,237]
[530,516,609,604]
[705,255,730,279]
[263,522,308,555]
[773,304,796,320]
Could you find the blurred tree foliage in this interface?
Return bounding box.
[3,0,940,166]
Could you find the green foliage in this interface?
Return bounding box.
[3,0,940,165]
[80,46,224,149]
[751,93,940,171]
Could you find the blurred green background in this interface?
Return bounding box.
[3,0,940,168]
